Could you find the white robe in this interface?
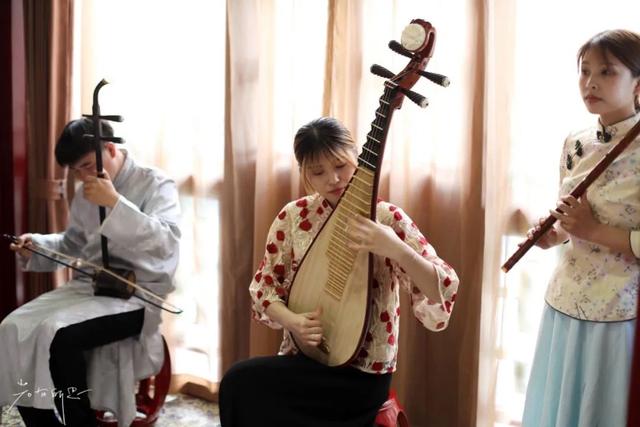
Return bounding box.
[0,152,181,427]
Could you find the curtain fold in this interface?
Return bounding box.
[476,1,517,425]
[23,0,73,300]
[220,0,260,374]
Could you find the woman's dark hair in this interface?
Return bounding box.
[55,118,114,166]
[293,117,358,193]
[577,29,640,111]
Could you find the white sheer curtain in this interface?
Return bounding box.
[72,0,226,387]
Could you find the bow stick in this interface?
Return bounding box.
[3,234,183,314]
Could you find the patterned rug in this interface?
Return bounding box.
[0,394,220,426]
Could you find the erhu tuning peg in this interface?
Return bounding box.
[101,136,125,144]
[82,114,124,122]
[370,64,395,79]
[399,88,428,108]
[388,40,413,59]
[418,70,450,87]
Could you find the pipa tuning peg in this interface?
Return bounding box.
[418,70,450,87]
[399,88,428,108]
[370,64,394,79]
[388,40,413,59]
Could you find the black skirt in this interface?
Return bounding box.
[219,353,392,427]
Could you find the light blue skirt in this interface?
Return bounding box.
[522,304,636,427]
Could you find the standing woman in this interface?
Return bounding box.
[219,117,459,427]
[522,30,640,427]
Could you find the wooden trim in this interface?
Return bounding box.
[0,0,27,319]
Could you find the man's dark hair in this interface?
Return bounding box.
[54,118,114,166]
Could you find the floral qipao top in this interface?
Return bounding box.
[249,194,460,374]
[546,113,640,321]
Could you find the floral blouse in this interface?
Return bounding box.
[545,113,640,321]
[249,193,459,374]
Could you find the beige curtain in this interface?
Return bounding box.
[476,1,517,425]
[221,0,260,373]
[23,0,73,300]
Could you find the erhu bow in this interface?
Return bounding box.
[2,234,182,314]
[502,118,640,273]
[287,19,449,366]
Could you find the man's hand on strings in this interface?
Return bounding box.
[549,194,598,241]
[9,233,33,260]
[346,215,404,260]
[83,170,120,208]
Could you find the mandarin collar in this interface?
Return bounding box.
[596,113,640,143]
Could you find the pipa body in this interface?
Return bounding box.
[287,18,439,366]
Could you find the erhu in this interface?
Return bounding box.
[83,79,135,299]
[3,79,182,314]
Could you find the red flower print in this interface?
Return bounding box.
[386,322,392,333]
[380,311,390,322]
[299,219,312,231]
[396,230,406,241]
[388,205,397,212]
[256,290,263,299]
[317,207,324,215]
[436,321,445,330]
[418,236,427,245]
[264,275,274,285]
[296,199,308,208]
[300,207,309,218]
[451,293,457,302]
[276,230,285,241]
[274,264,285,276]
[254,272,262,283]
[276,287,285,296]
[387,334,395,345]
[262,300,271,309]
[443,277,452,287]
[372,362,384,371]
[393,211,403,221]
[278,210,286,220]
[396,307,400,316]
[267,243,278,254]
[421,249,428,257]
[322,199,329,208]
[444,301,452,313]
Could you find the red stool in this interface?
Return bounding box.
[96,337,172,427]
[375,389,409,427]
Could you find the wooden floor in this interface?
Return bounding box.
[0,394,220,427]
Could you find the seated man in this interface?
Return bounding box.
[0,118,181,427]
